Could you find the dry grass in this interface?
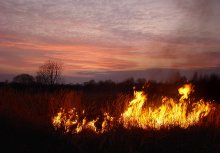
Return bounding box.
[0,84,220,153]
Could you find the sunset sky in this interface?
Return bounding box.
[0,0,220,82]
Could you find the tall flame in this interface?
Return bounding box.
[121,83,212,129]
[52,84,214,134]
[178,84,193,101]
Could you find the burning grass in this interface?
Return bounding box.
[52,84,215,134]
[1,81,220,153]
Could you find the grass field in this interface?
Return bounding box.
[0,78,220,153]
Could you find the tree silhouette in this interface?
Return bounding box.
[13,74,35,84]
[36,61,63,85]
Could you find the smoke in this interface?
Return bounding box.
[177,0,217,34]
[163,0,220,68]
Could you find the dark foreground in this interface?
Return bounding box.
[1,77,220,153]
[1,117,220,153]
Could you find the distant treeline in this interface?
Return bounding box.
[0,73,220,102]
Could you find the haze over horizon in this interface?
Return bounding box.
[0,0,220,82]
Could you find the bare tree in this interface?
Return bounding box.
[13,74,35,84]
[36,61,63,85]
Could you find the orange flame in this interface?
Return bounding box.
[52,108,114,134]
[52,84,214,133]
[121,83,213,129]
[178,83,193,101]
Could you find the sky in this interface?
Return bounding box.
[0,0,220,82]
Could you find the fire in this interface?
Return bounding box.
[52,108,114,134]
[178,84,193,101]
[52,83,214,134]
[121,83,213,129]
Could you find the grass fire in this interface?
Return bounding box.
[52,84,214,134]
[1,77,220,153]
[1,0,220,152]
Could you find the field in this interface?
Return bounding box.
[0,76,220,153]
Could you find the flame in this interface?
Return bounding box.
[52,108,114,134]
[121,83,213,129]
[178,84,193,101]
[52,83,214,134]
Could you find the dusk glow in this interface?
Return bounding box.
[0,0,220,82]
[1,1,220,152]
